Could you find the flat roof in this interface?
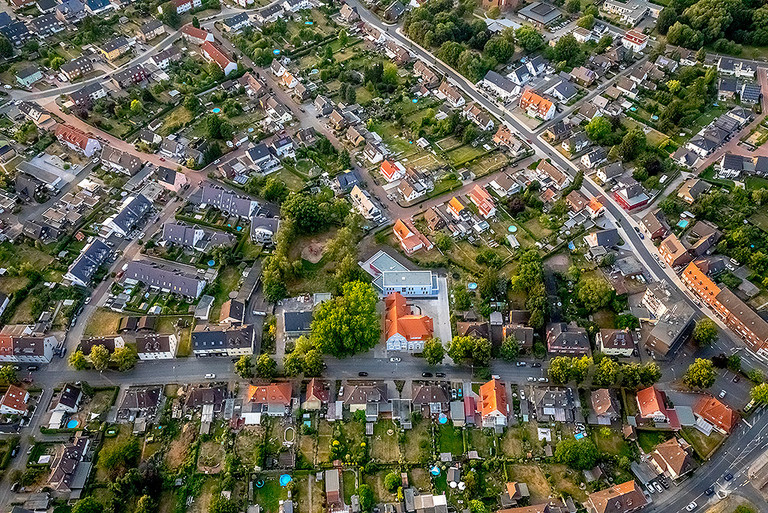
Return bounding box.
[382,270,434,287]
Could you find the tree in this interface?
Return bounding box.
[281,194,324,234]
[555,438,599,470]
[129,99,142,115]
[448,335,491,366]
[192,16,200,28]
[515,26,544,52]
[49,57,65,70]
[312,281,380,357]
[752,383,768,403]
[0,365,17,385]
[552,34,581,65]
[684,358,717,389]
[727,354,741,372]
[256,353,277,379]
[577,14,595,29]
[0,35,12,58]
[585,116,612,144]
[112,346,137,371]
[615,314,640,330]
[617,128,646,161]
[210,497,238,513]
[500,336,521,361]
[357,484,374,512]
[468,501,488,513]
[346,87,357,104]
[549,356,572,384]
[184,95,200,113]
[205,115,233,141]
[159,2,180,28]
[577,276,613,312]
[565,0,580,13]
[571,355,593,383]
[235,355,254,378]
[639,362,662,386]
[72,498,102,513]
[69,350,88,370]
[99,438,140,477]
[304,349,324,376]
[135,496,154,513]
[483,37,513,63]
[657,7,676,34]
[90,344,110,371]
[384,472,400,492]
[593,357,619,386]
[283,352,304,376]
[338,29,348,46]
[692,318,718,346]
[423,338,445,365]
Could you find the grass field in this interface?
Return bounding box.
[435,136,463,151]
[680,427,724,459]
[446,144,489,167]
[637,430,672,454]
[371,420,400,462]
[403,418,432,463]
[469,152,508,178]
[592,427,633,458]
[209,266,241,322]
[506,463,551,503]
[84,309,124,337]
[437,424,464,456]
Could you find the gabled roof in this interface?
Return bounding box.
[201,40,235,70]
[586,480,648,513]
[0,384,28,413]
[385,291,433,342]
[247,383,292,405]
[479,378,507,418]
[636,385,665,417]
[694,395,737,433]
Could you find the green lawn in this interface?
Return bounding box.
[636,430,672,454]
[445,144,489,167]
[437,424,464,456]
[592,427,634,459]
[680,427,724,459]
[208,266,241,322]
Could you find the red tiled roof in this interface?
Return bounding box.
[201,40,234,71]
[55,124,92,150]
[181,25,211,42]
[636,385,666,418]
[1,385,28,413]
[247,383,292,405]
[694,396,738,433]
[479,379,507,419]
[385,292,433,342]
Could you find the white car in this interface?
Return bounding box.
[527,376,534,382]
[204,373,216,379]
[389,357,401,363]
[719,390,727,399]
[653,482,663,493]
[686,502,697,511]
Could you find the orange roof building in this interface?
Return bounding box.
[636,385,668,422]
[180,25,214,44]
[694,395,738,434]
[55,124,101,157]
[519,89,555,120]
[385,292,433,352]
[587,197,604,218]
[681,261,721,307]
[247,383,292,415]
[468,185,496,218]
[0,384,29,415]
[478,378,508,428]
[448,196,468,220]
[380,160,406,182]
[586,480,648,513]
[393,218,432,255]
[201,40,237,76]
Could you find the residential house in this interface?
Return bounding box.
[122,260,206,299]
[581,147,607,169]
[478,378,508,428]
[381,160,406,182]
[191,324,254,356]
[0,333,57,363]
[613,178,649,211]
[482,70,518,99]
[339,3,359,22]
[570,66,596,86]
[60,56,93,81]
[171,0,202,14]
[16,67,43,88]
[223,12,249,32]
[584,481,648,513]
[385,291,433,352]
[597,329,634,357]
[693,395,737,435]
[677,178,710,204]
[636,385,668,422]
[181,25,213,45]
[536,160,571,190]
[102,145,143,176]
[621,30,648,52]
[247,383,293,416]
[597,162,624,183]
[546,322,591,355]
[51,383,82,413]
[69,83,107,108]
[543,120,571,142]
[562,132,590,154]
[659,233,691,267]
[438,80,465,108]
[651,438,694,480]
[302,378,329,410]
[112,65,147,88]
[138,19,165,41]
[591,388,618,425]
[102,194,152,237]
[413,60,439,88]
[464,103,494,130]
[136,334,177,360]
[0,385,28,415]
[519,89,555,120]
[342,383,388,420]
[509,65,531,86]
[350,185,381,221]
[199,185,259,217]
[393,218,432,255]
[468,185,496,218]
[55,124,101,156]
[100,36,129,61]
[64,239,110,287]
[201,41,237,76]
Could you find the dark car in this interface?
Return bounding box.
[705,486,715,496]
[732,375,740,383]
[358,372,368,377]
[724,472,733,481]
[27,365,38,371]
[531,362,542,367]
[422,372,433,377]
[435,372,446,377]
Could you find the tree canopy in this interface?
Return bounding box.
[684,358,717,388]
[312,281,380,357]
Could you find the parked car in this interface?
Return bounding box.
[204,373,215,379]
[538,377,548,382]
[531,362,541,367]
[653,482,663,493]
[422,372,433,377]
[435,372,446,377]
[26,365,38,371]
[724,472,733,481]
[358,372,368,377]
[705,486,715,496]
[719,390,727,398]
[686,502,697,511]
[389,357,401,363]
[527,376,535,382]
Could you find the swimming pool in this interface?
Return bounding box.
[66,419,80,429]
[280,474,292,487]
[677,219,690,229]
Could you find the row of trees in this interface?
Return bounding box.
[548,355,662,388]
[69,345,138,371]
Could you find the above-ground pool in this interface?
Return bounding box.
[212,107,221,114]
[438,414,448,424]
[208,259,216,267]
[304,20,313,24]
[273,49,281,55]
[66,419,80,429]
[467,282,478,290]
[430,466,440,476]
[280,474,292,487]
[508,225,518,233]
[677,219,690,229]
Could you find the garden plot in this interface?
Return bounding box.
[370,420,401,462]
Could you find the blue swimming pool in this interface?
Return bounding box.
[677,219,690,229]
[280,474,292,487]
[66,419,79,429]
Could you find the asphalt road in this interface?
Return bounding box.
[346,1,768,373]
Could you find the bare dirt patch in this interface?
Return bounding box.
[299,233,333,263]
[197,441,225,473]
[506,464,552,503]
[165,422,195,470]
[235,425,266,469]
